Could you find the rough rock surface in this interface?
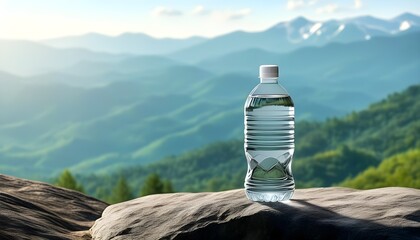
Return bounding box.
[91,187,420,240]
[0,174,107,240]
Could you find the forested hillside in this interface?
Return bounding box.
[77,85,420,200]
[296,84,420,159]
[341,149,420,189]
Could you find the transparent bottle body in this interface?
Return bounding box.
[244,78,295,202]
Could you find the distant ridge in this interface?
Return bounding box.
[0,39,126,75]
[43,32,207,55]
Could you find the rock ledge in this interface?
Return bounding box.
[1,174,419,240]
[91,187,420,240]
[0,174,107,239]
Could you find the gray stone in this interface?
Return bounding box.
[0,174,107,240]
[91,187,420,240]
[1,174,419,240]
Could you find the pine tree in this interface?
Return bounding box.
[140,173,174,196]
[94,187,108,202]
[55,169,84,193]
[162,180,174,193]
[110,176,133,204]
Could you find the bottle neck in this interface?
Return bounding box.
[259,78,278,84]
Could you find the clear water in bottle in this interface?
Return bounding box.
[244,65,295,202]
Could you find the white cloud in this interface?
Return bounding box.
[287,0,305,10]
[354,0,362,9]
[226,8,252,20]
[288,0,360,13]
[192,5,210,16]
[316,4,338,14]
[211,8,252,21]
[308,0,319,6]
[287,0,319,10]
[151,6,182,17]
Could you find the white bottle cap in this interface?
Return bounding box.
[259,65,279,78]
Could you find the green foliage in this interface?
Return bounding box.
[294,145,379,187]
[109,176,133,204]
[341,149,420,189]
[140,173,174,197]
[204,172,243,192]
[163,180,174,193]
[55,169,84,193]
[94,187,109,202]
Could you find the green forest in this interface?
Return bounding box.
[52,84,420,203]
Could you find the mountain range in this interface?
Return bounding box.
[0,40,127,76]
[1,13,419,77]
[40,13,420,63]
[44,33,207,55]
[0,13,419,178]
[171,13,420,62]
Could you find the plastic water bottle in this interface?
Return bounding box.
[244,65,295,202]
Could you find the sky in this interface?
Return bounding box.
[0,0,419,40]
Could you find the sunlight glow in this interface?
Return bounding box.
[0,0,419,40]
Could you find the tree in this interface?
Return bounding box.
[205,178,222,192]
[94,187,108,202]
[162,180,174,193]
[55,169,84,193]
[140,173,174,196]
[109,176,133,204]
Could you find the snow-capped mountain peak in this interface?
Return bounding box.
[400,21,411,31]
[267,12,420,46]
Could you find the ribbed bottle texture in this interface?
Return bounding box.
[244,94,295,202]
